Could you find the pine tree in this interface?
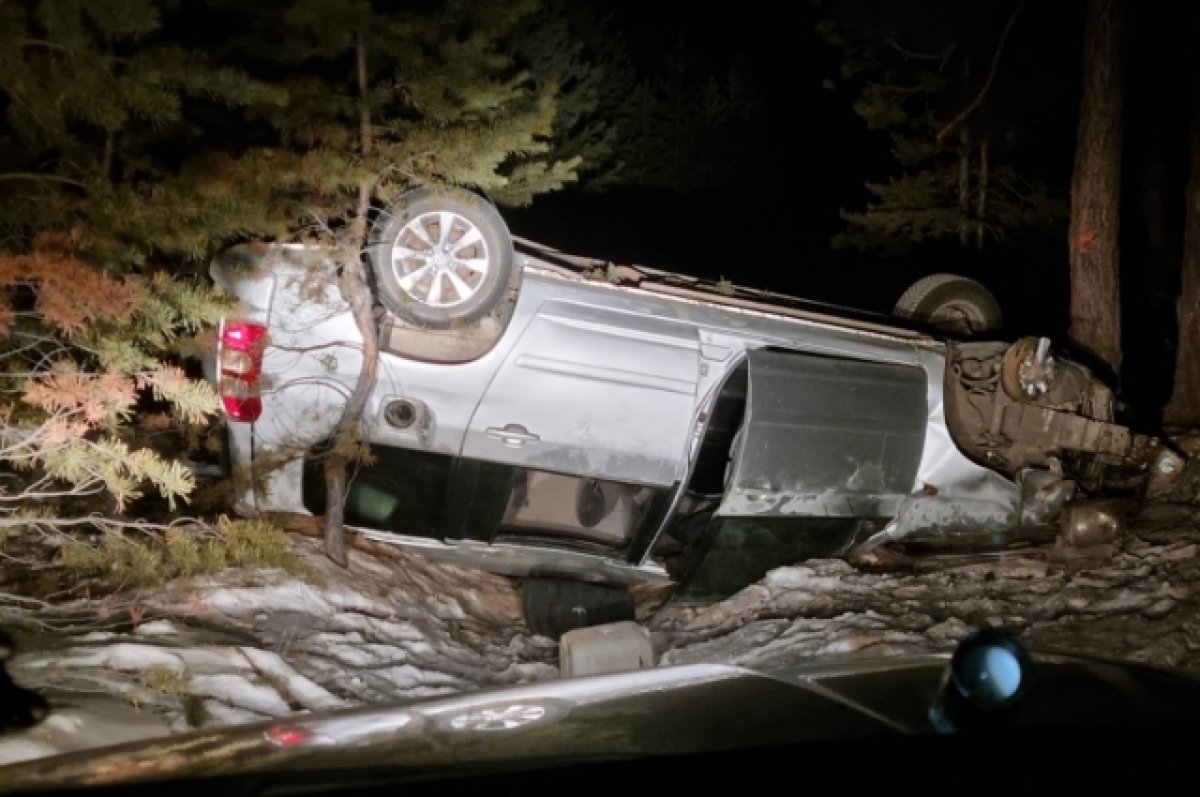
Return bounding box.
[0,0,285,263]
[514,1,636,190]
[597,38,753,193]
[0,1,291,576]
[822,2,1063,253]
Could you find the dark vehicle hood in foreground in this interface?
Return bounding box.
[3,648,1200,793]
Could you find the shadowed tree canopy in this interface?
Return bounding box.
[821,0,1064,254]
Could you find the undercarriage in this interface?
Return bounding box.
[944,338,1190,514]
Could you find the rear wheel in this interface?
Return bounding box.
[894,274,1003,335]
[521,578,635,639]
[367,186,515,329]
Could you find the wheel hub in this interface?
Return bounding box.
[390,210,490,309]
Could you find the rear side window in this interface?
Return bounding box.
[302,445,453,539]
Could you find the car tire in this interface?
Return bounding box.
[521,578,635,639]
[893,273,1003,335]
[367,186,515,329]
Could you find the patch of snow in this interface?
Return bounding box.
[325,644,385,668]
[18,644,185,674]
[764,566,852,592]
[134,620,180,636]
[239,647,345,711]
[189,673,292,717]
[174,646,258,673]
[322,585,391,616]
[381,664,436,691]
[205,584,335,618]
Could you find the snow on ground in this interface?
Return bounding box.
[5,536,559,735]
[650,504,1200,671]
[3,505,1200,761]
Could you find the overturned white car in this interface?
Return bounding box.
[205,187,1188,636]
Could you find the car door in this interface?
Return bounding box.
[457,299,700,548]
[719,348,928,519]
[669,347,929,600]
[463,299,702,486]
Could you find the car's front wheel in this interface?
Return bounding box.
[367,187,515,329]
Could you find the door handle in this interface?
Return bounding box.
[485,424,540,448]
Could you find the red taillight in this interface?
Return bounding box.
[218,320,267,422]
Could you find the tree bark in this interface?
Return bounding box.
[1068,0,1126,375]
[324,32,379,567]
[1164,43,1200,425]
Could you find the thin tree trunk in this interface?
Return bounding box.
[324,31,379,567]
[1164,44,1200,425]
[976,138,989,250]
[1068,0,1125,374]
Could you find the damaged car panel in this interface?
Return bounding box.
[944,338,1179,499]
[460,300,702,486]
[720,349,928,517]
[205,187,1187,634]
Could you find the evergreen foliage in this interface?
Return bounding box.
[820,4,1064,253]
[600,40,753,193]
[0,1,288,572]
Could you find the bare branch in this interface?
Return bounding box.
[936,0,1029,144]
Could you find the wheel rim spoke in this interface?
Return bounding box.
[406,221,435,248]
[393,243,431,260]
[445,269,472,300]
[453,255,487,273]
[438,212,459,246]
[426,272,444,305]
[396,263,433,291]
[450,228,482,254]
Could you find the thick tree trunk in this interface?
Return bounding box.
[1068,0,1125,374]
[1164,49,1200,425]
[323,33,379,567]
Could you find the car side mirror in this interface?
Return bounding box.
[930,628,1031,733]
